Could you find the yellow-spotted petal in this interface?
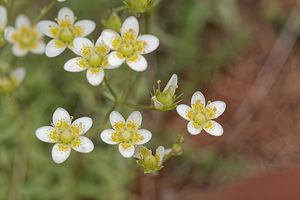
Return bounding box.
[191,91,206,109]
[135,129,152,145]
[74,20,95,36]
[52,144,71,164]
[203,120,223,136]
[12,44,28,56]
[37,20,59,38]
[121,16,139,40]
[109,111,125,129]
[156,146,165,165]
[119,143,135,158]
[72,136,94,153]
[126,54,147,72]
[101,29,121,50]
[30,41,45,54]
[57,7,75,25]
[163,74,178,95]
[73,37,93,56]
[64,57,88,72]
[137,34,159,54]
[35,126,56,143]
[45,39,66,57]
[52,107,71,128]
[71,117,92,135]
[176,104,192,121]
[15,15,30,29]
[86,68,105,86]
[187,121,202,135]
[100,129,118,144]
[4,27,16,42]
[126,111,142,128]
[206,101,226,119]
[108,51,125,67]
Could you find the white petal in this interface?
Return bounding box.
[100,129,118,144]
[133,145,148,159]
[45,39,66,57]
[137,34,159,54]
[119,144,135,158]
[52,144,71,164]
[86,68,105,86]
[101,30,121,50]
[72,136,94,153]
[30,42,45,54]
[57,7,74,25]
[156,146,164,164]
[108,51,125,67]
[203,120,223,136]
[152,96,164,110]
[136,129,152,145]
[37,20,58,38]
[12,45,28,56]
[126,111,142,128]
[64,57,87,72]
[72,117,93,135]
[121,16,139,39]
[68,42,80,55]
[4,27,16,43]
[109,111,125,129]
[126,54,147,72]
[0,6,7,31]
[74,20,95,36]
[15,15,31,29]
[176,104,192,121]
[73,37,93,55]
[11,67,25,86]
[164,148,172,156]
[35,126,56,143]
[163,74,178,95]
[52,107,71,127]
[206,101,226,119]
[187,121,202,135]
[191,91,206,108]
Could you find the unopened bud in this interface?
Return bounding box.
[102,13,122,33]
[123,0,153,13]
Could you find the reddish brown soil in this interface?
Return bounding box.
[138,0,300,199]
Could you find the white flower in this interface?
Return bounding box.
[102,16,159,72]
[100,111,152,158]
[0,5,7,32]
[37,7,95,57]
[57,0,66,2]
[35,107,94,164]
[176,91,226,136]
[4,15,45,56]
[0,67,26,95]
[64,35,117,86]
[151,74,179,111]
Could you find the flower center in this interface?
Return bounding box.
[143,154,158,170]
[120,130,132,143]
[59,27,74,44]
[88,52,103,67]
[120,41,135,57]
[156,91,174,107]
[58,127,76,144]
[20,31,34,47]
[193,112,206,126]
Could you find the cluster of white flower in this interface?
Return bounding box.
[0,3,226,171]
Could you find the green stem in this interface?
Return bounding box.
[7,0,15,25]
[113,5,127,12]
[103,76,118,100]
[116,100,156,110]
[32,0,56,24]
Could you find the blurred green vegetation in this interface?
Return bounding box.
[1,0,288,199]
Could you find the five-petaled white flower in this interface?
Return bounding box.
[35,107,94,164]
[176,91,226,136]
[37,7,95,57]
[102,16,159,72]
[0,5,7,32]
[64,35,117,86]
[100,111,152,158]
[4,15,45,56]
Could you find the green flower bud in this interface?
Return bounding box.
[123,0,153,13]
[151,74,181,111]
[172,144,182,155]
[102,13,122,33]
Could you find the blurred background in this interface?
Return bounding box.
[1,0,300,199]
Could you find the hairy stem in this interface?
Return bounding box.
[32,0,56,25]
